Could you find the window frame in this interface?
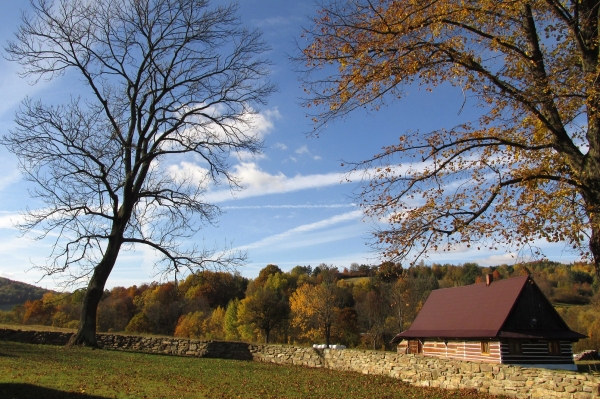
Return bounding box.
[481,341,490,355]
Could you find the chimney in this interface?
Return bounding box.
[486,274,493,286]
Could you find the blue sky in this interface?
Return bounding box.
[0,0,580,290]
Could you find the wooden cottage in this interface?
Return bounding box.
[390,275,586,370]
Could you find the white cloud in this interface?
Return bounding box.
[0,270,16,279]
[292,145,323,161]
[222,204,355,210]
[264,224,365,252]
[167,160,429,203]
[295,145,309,155]
[168,105,280,153]
[473,253,524,266]
[0,168,21,192]
[167,162,211,186]
[0,211,23,230]
[0,60,53,118]
[0,235,26,251]
[250,108,281,139]
[253,16,294,28]
[237,150,267,162]
[204,162,348,202]
[236,210,363,251]
[274,142,288,150]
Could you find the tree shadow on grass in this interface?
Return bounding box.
[0,383,109,399]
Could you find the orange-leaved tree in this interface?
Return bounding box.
[301,0,600,276]
[290,283,339,347]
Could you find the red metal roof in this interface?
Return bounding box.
[392,275,586,342]
[391,275,531,341]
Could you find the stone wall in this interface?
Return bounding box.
[1,328,599,399]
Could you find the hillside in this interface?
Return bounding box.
[0,277,52,310]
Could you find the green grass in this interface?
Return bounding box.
[342,276,370,284]
[0,341,503,399]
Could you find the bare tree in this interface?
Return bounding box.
[3,0,275,346]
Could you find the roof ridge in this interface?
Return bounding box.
[433,274,529,291]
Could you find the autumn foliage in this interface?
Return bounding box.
[1,261,599,352]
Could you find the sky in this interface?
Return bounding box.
[0,0,581,290]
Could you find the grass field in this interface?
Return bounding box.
[0,341,505,399]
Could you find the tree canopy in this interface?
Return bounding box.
[300,0,600,276]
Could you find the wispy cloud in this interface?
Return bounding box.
[0,60,53,118]
[252,15,293,28]
[235,210,363,251]
[292,145,321,161]
[0,211,23,230]
[0,169,21,193]
[169,159,429,203]
[204,162,349,202]
[295,145,309,155]
[222,204,356,210]
[237,150,267,162]
[274,142,287,150]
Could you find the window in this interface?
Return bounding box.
[481,341,490,355]
[548,341,561,355]
[508,341,522,355]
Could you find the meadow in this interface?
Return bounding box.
[0,340,504,399]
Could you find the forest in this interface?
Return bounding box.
[0,261,598,352]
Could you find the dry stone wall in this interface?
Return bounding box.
[1,328,599,399]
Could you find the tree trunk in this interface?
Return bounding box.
[68,238,123,347]
[582,188,600,280]
[590,218,600,280]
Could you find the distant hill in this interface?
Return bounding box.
[0,277,53,310]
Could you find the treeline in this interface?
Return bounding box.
[0,260,598,351]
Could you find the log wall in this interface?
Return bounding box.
[501,341,575,365]
[398,339,575,367]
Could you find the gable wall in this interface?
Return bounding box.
[502,279,566,331]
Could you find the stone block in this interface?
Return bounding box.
[480,364,492,372]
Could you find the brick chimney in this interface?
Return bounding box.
[486,274,493,286]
